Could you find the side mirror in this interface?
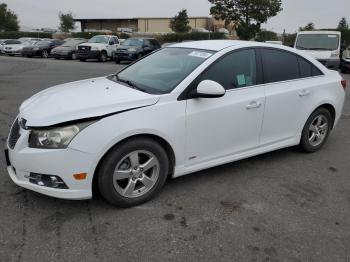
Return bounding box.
[192,80,226,98]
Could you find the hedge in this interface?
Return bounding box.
[156,32,227,44]
[0,31,52,39]
[71,32,131,40]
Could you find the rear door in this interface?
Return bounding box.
[258,48,323,145]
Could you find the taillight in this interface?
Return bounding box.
[341,79,347,89]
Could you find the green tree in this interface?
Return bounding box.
[337,17,350,49]
[208,0,282,40]
[0,3,19,31]
[337,17,349,30]
[283,33,297,46]
[255,29,278,42]
[58,12,75,32]
[299,22,315,31]
[170,9,191,33]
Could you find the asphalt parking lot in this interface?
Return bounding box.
[0,55,349,262]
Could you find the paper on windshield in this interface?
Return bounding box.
[188,51,212,59]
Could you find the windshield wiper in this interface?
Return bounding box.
[115,75,147,93]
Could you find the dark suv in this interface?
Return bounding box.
[114,38,161,63]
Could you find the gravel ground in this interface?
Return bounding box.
[0,55,350,262]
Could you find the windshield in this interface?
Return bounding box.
[88,36,109,44]
[122,39,144,47]
[296,34,340,50]
[5,40,21,45]
[114,47,215,94]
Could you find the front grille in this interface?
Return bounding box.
[78,46,91,55]
[8,118,21,149]
[317,60,327,66]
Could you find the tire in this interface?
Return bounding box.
[299,107,332,153]
[97,138,169,207]
[115,58,120,64]
[79,58,86,62]
[26,55,32,58]
[41,50,49,58]
[54,57,60,60]
[71,52,77,60]
[99,51,107,62]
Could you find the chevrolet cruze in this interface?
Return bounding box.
[5,40,346,207]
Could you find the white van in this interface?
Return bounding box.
[294,31,341,70]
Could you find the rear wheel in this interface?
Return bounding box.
[97,138,169,207]
[300,108,332,152]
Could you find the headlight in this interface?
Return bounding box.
[29,121,95,149]
[128,48,137,52]
[91,46,99,51]
[330,52,339,58]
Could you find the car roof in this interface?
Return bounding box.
[168,40,290,52]
[297,31,341,35]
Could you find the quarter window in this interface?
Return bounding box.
[298,57,323,78]
[261,49,299,83]
[201,49,257,90]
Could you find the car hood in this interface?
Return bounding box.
[23,45,45,50]
[19,77,160,127]
[52,46,74,52]
[118,45,141,50]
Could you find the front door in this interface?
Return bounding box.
[185,49,265,166]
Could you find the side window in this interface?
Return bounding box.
[298,57,312,78]
[261,48,299,83]
[201,49,257,90]
[298,57,323,78]
[150,39,160,47]
[109,37,115,45]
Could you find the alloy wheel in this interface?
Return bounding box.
[113,150,160,198]
[308,115,329,147]
[42,50,49,58]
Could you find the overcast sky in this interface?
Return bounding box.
[3,0,350,33]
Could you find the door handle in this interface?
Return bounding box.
[246,101,262,109]
[298,89,310,97]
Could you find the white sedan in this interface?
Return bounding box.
[5,40,346,207]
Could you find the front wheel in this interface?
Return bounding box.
[71,52,77,60]
[97,138,169,207]
[41,50,49,58]
[99,51,107,62]
[300,108,332,153]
